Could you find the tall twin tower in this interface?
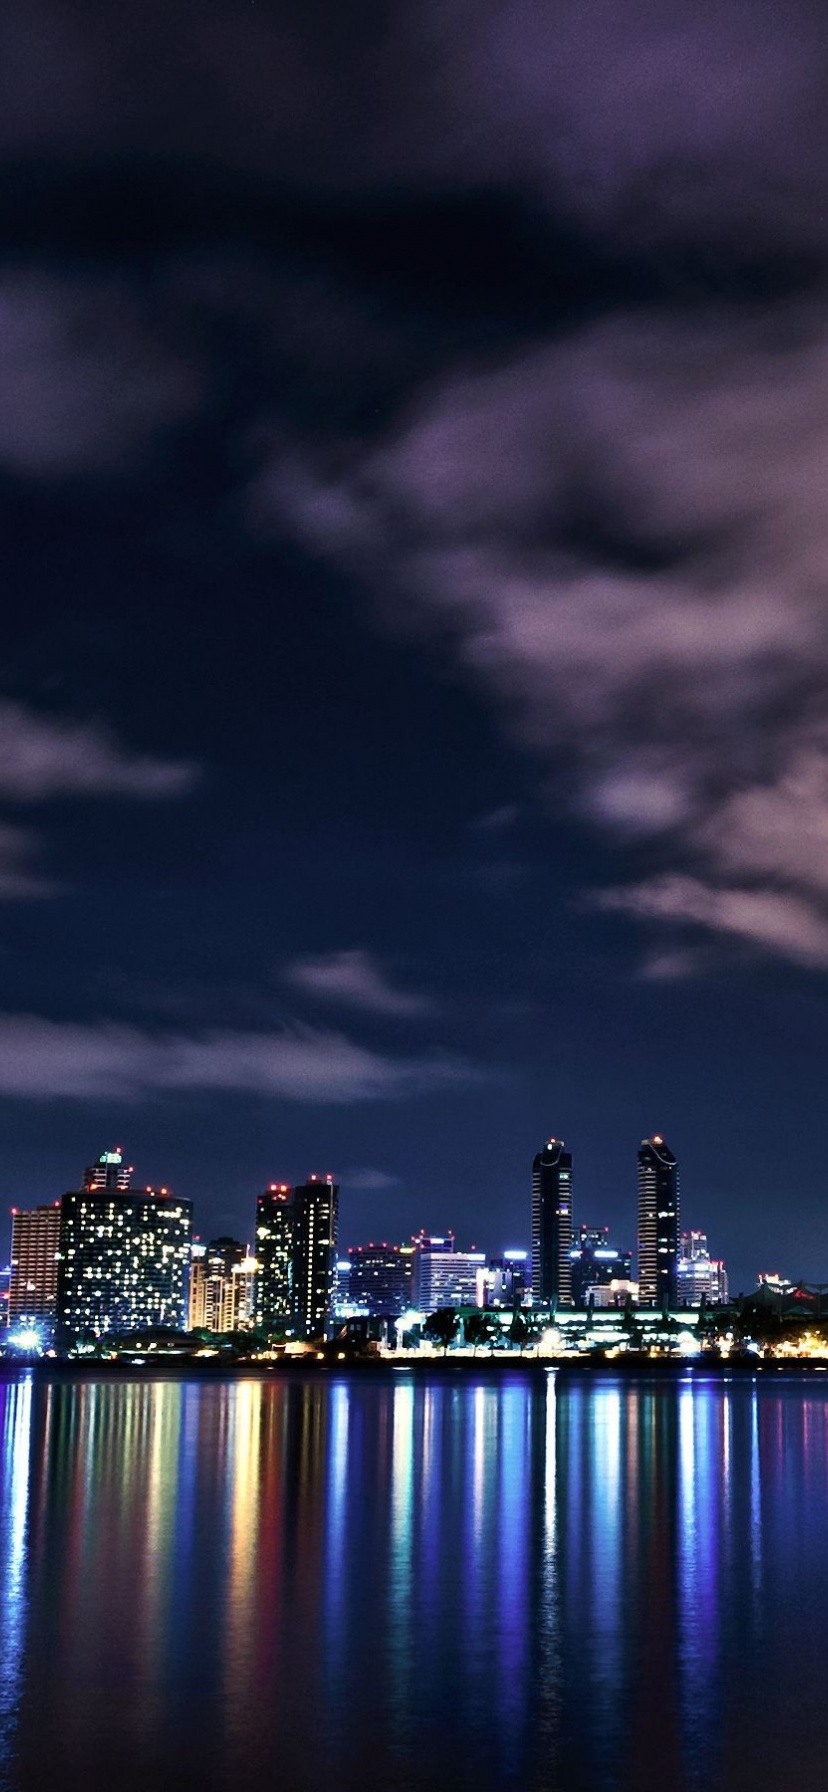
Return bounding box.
[531,1134,680,1311]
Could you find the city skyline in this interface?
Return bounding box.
[6,1136,743,1325]
[3,0,828,1309]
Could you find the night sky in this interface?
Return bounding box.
[2,1,828,1291]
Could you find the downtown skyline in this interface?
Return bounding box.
[3,2,828,1300]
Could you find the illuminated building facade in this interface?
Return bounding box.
[291,1177,339,1340]
[83,1149,133,1192]
[255,1185,294,1331]
[58,1170,192,1335]
[677,1231,728,1305]
[532,1138,573,1309]
[411,1235,485,1310]
[480,1251,529,1308]
[256,1177,339,1338]
[569,1226,633,1309]
[637,1135,680,1308]
[188,1237,256,1332]
[9,1204,62,1333]
[347,1242,413,1315]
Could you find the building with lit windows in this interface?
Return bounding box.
[637,1135,679,1308]
[569,1226,633,1309]
[532,1138,573,1309]
[188,1237,256,1332]
[347,1242,414,1315]
[256,1176,339,1338]
[479,1251,529,1308]
[677,1230,728,1306]
[292,1177,339,1340]
[411,1234,486,1310]
[57,1156,192,1335]
[82,1149,133,1192]
[255,1184,294,1331]
[9,1204,62,1334]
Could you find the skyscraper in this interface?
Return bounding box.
[637,1135,679,1309]
[677,1231,728,1306]
[347,1242,414,1316]
[568,1225,633,1308]
[9,1204,62,1334]
[189,1238,257,1331]
[199,1237,242,1331]
[82,1149,133,1192]
[291,1177,339,1340]
[531,1138,573,1309]
[58,1156,192,1335]
[411,1236,485,1310]
[255,1184,295,1332]
[255,1176,339,1339]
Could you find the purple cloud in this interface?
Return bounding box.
[259,299,828,968]
[0,822,55,899]
[285,949,434,1017]
[0,1014,479,1102]
[0,701,198,801]
[0,271,200,477]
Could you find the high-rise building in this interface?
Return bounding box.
[637,1135,679,1309]
[291,1177,339,1340]
[480,1252,529,1308]
[411,1234,486,1310]
[677,1231,728,1306]
[347,1242,414,1316]
[569,1225,633,1309]
[255,1184,295,1332]
[188,1243,208,1328]
[188,1236,252,1332]
[9,1204,62,1334]
[58,1160,192,1335]
[231,1252,258,1329]
[82,1148,133,1192]
[532,1138,573,1309]
[256,1176,339,1339]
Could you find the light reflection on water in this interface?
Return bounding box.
[2,1373,828,1791]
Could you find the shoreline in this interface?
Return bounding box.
[1,1354,827,1382]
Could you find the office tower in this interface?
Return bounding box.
[347,1242,414,1316]
[334,1258,352,1317]
[481,1252,529,1308]
[256,1177,339,1339]
[255,1184,295,1331]
[411,1235,486,1310]
[188,1243,208,1329]
[637,1135,679,1309]
[232,1252,258,1329]
[569,1225,633,1308]
[188,1237,249,1333]
[58,1167,192,1336]
[9,1203,62,1334]
[677,1231,728,1306]
[532,1138,573,1309]
[82,1148,133,1192]
[291,1177,339,1340]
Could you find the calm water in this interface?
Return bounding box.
[0,1369,826,1792]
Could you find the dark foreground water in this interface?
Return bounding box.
[0,1370,826,1792]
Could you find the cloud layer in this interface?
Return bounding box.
[0,1014,476,1102]
[6,0,828,969]
[0,701,198,801]
[261,301,828,969]
[285,950,433,1017]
